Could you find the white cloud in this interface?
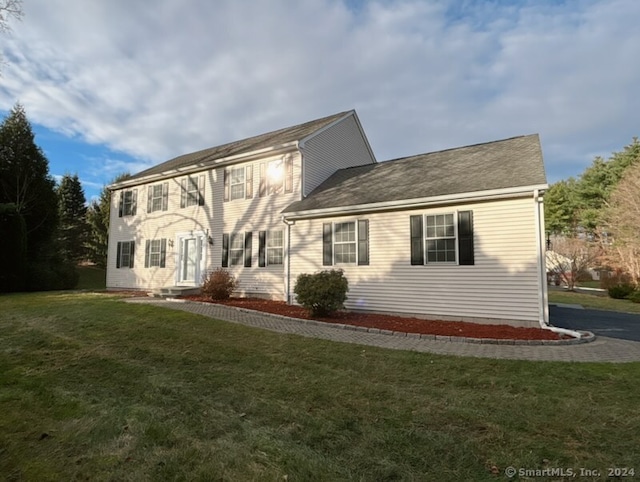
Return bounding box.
[1,0,639,184]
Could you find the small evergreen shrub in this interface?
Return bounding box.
[627,290,640,304]
[294,269,349,317]
[201,268,237,300]
[608,283,635,300]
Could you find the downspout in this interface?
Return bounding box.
[534,189,582,339]
[282,216,296,304]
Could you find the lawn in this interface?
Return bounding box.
[549,289,640,314]
[1,292,639,481]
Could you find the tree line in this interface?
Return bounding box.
[0,104,125,292]
[545,137,640,288]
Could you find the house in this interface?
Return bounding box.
[107,110,550,328]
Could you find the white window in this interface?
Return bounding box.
[117,241,135,268]
[186,178,199,206]
[267,230,283,265]
[425,213,456,263]
[119,189,137,217]
[148,240,162,267]
[334,222,356,264]
[230,233,244,265]
[230,167,245,200]
[150,184,163,212]
[267,159,284,195]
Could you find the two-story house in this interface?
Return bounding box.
[107,110,550,328]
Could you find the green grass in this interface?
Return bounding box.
[76,265,106,290]
[576,280,602,289]
[549,289,640,313]
[1,292,640,480]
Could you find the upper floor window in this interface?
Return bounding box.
[259,157,294,197]
[323,220,369,266]
[224,166,253,201]
[116,241,135,268]
[180,175,205,208]
[410,211,475,266]
[147,182,169,213]
[118,189,137,217]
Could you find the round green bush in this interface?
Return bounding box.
[294,269,349,317]
[608,283,636,300]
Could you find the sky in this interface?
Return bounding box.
[1,0,639,201]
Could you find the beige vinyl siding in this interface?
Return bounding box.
[302,114,375,196]
[107,152,302,296]
[289,196,542,326]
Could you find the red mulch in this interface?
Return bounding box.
[184,296,563,341]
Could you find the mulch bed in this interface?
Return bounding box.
[184,296,564,340]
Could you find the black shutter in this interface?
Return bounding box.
[160,239,167,268]
[144,240,151,268]
[284,157,293,193]
[244,232,252,267]
[180,179,187,208]
[246,166,253,199]
[458,210,475,265]
[322,223,333,266]
[131,189,137,215]
[162,182,169,211]
[198,175,205,206]
[357,219,369,266]
[118,192,123,217]
[410,215,424,265]
[116,242,122,268]
[259,231,266,267]
[129,242,135,268]
[223,170,229,202]
[259,163,266,197]
[222,233,229,267]
[147,186,153,213]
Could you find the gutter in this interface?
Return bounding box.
[108,142,299,190]
[534,189,582,339]
[283,184,550,221]
[282,216,296,304]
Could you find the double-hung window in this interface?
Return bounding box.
[410,211,474,266]
[258,230,283,266]
[116,241,135,268]
[181,175,205,207]
[222,232,253,267]
[323,220,369,266]
[147,182,169,213]
[144,239,167,268]
[223,166,253,201]
[118,189,137,217]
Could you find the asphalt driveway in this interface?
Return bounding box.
[550,304,640,342]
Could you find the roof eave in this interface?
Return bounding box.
[108,141,300,190]
[282,183,549,220]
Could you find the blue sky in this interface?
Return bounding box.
[1,0,639,201]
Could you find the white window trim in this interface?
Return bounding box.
[267,159,284,195]
[230,167,245,201]
[230,232,244,266]
[148,239,163,267]
[186,177,199,206]
[333,221,357,265]
[123,190,134,216]
[119,241,133,268]
[267,230,283,266]
[150,184,163,212]
[424,211,459,265]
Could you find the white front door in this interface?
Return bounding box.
[177,234,203,285]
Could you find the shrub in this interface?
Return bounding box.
[608,283,635,300]
[294,269,349,317]
[201,268,237,300]
[627,290,640,304]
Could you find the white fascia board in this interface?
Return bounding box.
[108,142,299,190]
[283,184,549,220]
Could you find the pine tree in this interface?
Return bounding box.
[86,173,129,268]
[0,103,58,260]
[57,173,88,263]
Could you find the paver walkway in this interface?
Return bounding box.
[125,298,640,363]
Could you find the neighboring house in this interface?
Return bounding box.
[107,110,550,328]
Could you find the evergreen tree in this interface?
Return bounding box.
[86,173,129,268]
[0,103,58,260]
[57,173,88,263]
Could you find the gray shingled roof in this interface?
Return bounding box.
[125,110,353,182]
[283,134,547,214]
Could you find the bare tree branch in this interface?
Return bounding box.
[0,0,23,33]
